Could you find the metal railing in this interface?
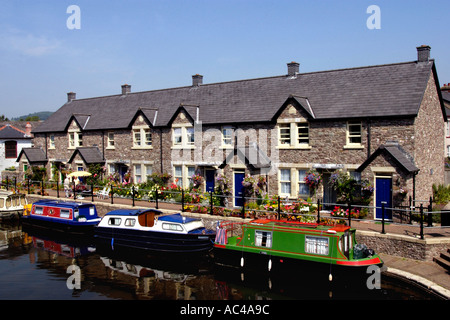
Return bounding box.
[1,176,449,239]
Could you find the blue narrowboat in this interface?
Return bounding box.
[94,209,216,254]
[21,200,101,234]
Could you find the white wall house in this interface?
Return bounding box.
[0,123,33,172]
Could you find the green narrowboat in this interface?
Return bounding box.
[214,218,383,280]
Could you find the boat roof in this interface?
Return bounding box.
[104,208,163,216]
[249,219,351,233]
[32,199,94,209]
[158,213,199,224]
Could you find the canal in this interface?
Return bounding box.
[0,221,444,301]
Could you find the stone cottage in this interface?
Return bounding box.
[21,46,446,218]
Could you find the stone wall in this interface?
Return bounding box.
[356,231,450,261]
[28,75,445,207]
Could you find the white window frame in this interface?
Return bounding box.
[279,168,291,196]
[68,130,83,149]
[132,126,152,149]
[298,169,310,197]
[305,236,329,255]
[107,132,115,149]
[172,124,195,148]
[278,123,291,146]
[297,123,309,145]
[222,126,233,147]
[277,121,311,149]
[255,230,272,248]
[49,135,55,149]
[174,165,183,187]
[345,121,363,149]
[134,164,142,183]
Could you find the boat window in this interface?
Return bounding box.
[0,199,4,208]
[108,217,122,226]
[20,197,26,206]
[125,218,136,227]
[255,230,272,248]
[162,223,183,231]
[74,210,79,219]
[60,209,70,218]
[89,207,95,216]
[305,236,329,255]
[34,206,44,215]
[5,198,11,209]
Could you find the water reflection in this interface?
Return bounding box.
[0,221,444,300]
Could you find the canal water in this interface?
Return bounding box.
[0,221,444,301]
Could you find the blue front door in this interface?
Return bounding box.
[234,172,245,207]
[376,177,392,220]
[205,169,215,193]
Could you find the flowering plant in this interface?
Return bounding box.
[331,206,360,218]
[191,174,203,188]
[304,169,322,189]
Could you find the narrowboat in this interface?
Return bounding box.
[94,209,216,254]
[213,219,383,280]
[21,200,101,234]
[0,190,27,220]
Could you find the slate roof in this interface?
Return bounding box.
[16,148,47,164]
[0,124,31,139]
[442,91,450,103]
[357,143,419,174]
[220,144,272,173]
[33,59,441,134]
[68,147,105,164]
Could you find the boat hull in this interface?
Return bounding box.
[213,244,383,281]
[95,226,216,254]
[21,215,99,235]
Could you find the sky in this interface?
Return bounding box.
[0,0,449,118]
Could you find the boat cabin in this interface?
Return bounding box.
[26,200,100,224]
[0,190,27,219]
[215,218,382,269]
[99,210,208,234]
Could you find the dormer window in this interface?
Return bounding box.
[172,125,195,148]
[68,130,82,148]
[277,121,310,149]
[132,126,152,149]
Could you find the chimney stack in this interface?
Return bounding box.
[25,122,32,137]
[67,92,76,102]
[441,83,450,92]
[192,74,203,86]
[121,84,131,95]
[287,61,299,77]
[417,45,431,63]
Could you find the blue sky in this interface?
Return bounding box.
[0,0,449,118]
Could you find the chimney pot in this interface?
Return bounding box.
[192,74,203,86]
[67,92,76,102]
[25,122,32,136]
[121,84,131,95]
[287,61,299,77]
[417,45,431,63]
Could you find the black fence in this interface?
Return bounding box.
[2,176,449,239]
